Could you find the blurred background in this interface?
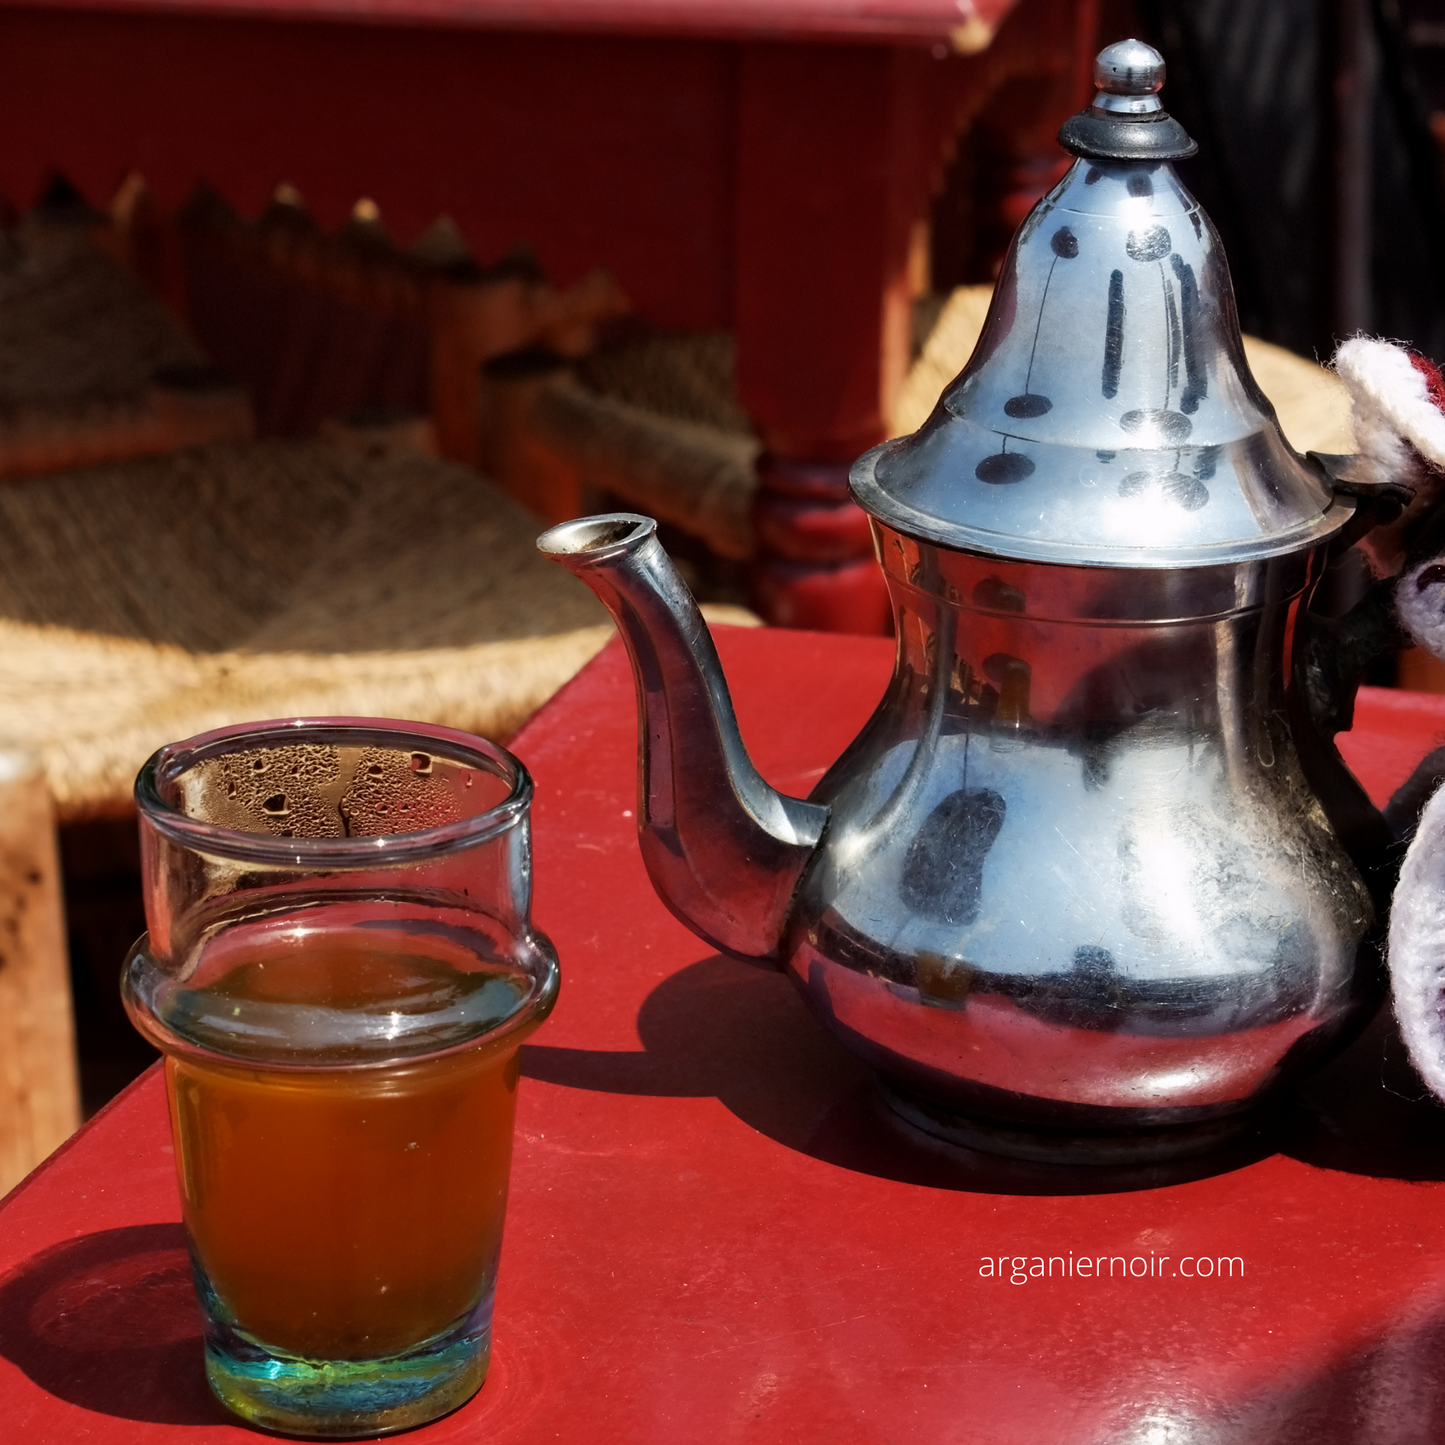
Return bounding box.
[0,0,1441,1181]
[938,1,1445,362]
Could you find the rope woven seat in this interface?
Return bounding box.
[0,437,754,821]
[0,221,253,477]
[522,330,759,559]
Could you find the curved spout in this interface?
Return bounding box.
[537,514,828,963]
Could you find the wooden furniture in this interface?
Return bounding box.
[0,440,619,822]
[0,0,1100,630]
[0,436,753,1128]
[3,626,1445,1440]
[0,754,78,1198]
[0,217,251,480]
[175,187,632,449]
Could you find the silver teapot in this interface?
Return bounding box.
[539,42,1406,1164]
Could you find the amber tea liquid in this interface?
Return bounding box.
[151,932,538,1422]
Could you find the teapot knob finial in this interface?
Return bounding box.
[1057,38,1196,159]
[1092,39,1166,113]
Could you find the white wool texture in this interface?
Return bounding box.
[1334,337,1445,575]
[1390,781,1445,1099]
[1397,558,1445,658]
[1335,337,1445,471]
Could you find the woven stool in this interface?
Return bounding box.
[0,218,252,478]
[0,435,752,1184]
[483,330,758,563]
[0,437,754,818]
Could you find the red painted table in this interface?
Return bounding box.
[5,627,1445,1442]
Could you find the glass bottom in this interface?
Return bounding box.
[200,1277,494,1438]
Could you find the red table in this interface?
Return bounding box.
[5,627,1445,1441]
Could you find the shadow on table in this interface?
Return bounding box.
[522,956,1445,1196]
[0,1222,224,1427]
[1273,1003,1445,1181]
[1087,1291,1445,1444]
[520,956,1266,1196]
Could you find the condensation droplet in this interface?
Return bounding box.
[410,752,433,775]
[262,793,290,816]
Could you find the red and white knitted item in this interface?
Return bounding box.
[1342,338,1445,1096]
[1335,337,1445,580]
[1391,782,1445,1099]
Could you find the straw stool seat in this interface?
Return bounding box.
[0,437,753,821]
[494,330,759,559]
[0,219,252,478]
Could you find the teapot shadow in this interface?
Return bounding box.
[522,954,1381,1197]
[1275,1003,1445,1181]
[524,957,1445,1194]
[0,1222,226,1427]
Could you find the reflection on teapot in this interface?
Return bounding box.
[538,42,1406,1165]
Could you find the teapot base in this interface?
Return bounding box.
[878,1080,1259,1167]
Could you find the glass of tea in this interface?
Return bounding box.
[121,718,559,1438]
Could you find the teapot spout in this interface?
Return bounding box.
[537,514,828,963]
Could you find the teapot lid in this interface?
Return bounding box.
[852,40,1350,568]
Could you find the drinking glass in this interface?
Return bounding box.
[121,718,559,1437]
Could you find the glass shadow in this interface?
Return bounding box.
[0,1223,221,1426]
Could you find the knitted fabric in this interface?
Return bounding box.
[1334,337,1445,577]
[1390,781,1445,1099]
[1342,337,1445,1099]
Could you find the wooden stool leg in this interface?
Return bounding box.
[0,754,81,1196]
[429,273,538,468]
[750,454,890,633]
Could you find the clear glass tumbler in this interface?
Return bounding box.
[121,718,559,1438]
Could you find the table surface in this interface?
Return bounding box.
[5,627,1445,1443]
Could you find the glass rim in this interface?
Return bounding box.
[135,716,533,869]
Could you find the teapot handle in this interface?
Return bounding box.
[1289,454,1416,910]
[1307,451,1415,555]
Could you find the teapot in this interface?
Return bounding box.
[538,42,1407,1164]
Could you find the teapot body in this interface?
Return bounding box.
[781,525,1377,1155]
[539,42,1388,1163]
